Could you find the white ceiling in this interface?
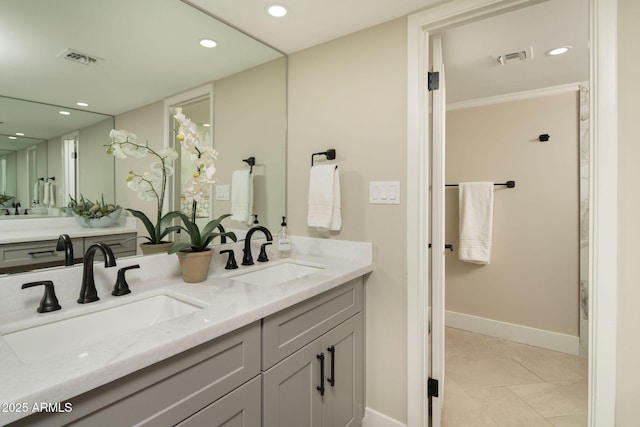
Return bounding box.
[0,0,588,151]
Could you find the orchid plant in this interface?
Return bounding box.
[168,109,236,253]
[106,130,182,244]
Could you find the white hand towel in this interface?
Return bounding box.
[43,182,50,206]
[307,164,342,231]
[458,182,494,264]
[231,170,254,223]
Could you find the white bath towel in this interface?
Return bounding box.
[458,182,494,264]
[231,170,253,223]
[307,164,342,231]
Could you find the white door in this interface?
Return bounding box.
[429,33,446,427]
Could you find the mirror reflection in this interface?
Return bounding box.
[0,0,287,274]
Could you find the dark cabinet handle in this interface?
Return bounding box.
[316,353,325,396]
[327,346,335,386]
[28,250,56,256]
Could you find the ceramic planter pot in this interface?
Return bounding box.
[176,248,214,283]
[140,241,173,255]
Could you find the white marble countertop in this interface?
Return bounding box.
[0,217,137,245]
[0,236,372,424]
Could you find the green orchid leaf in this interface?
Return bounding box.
[126,208,157,242]
[168,242,192,254]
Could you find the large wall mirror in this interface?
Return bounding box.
[0,0,287,261]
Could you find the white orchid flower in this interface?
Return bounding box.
[157,147,179,162]
[109,129,137,144]
[110,144,128,159]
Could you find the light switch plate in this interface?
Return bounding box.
[369,181,400,204]
[215,184,230,201]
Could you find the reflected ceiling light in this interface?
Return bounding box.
[15,132,24,136]
[546,46,572,56]
[8,136,17,140]
[199,38,217,48]
[76,102,89,107]
[266,4,288,17]
[203,123,211,127]
[59,111,71,115]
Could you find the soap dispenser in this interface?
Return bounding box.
[277,216,291,258]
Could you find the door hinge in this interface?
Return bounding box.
[428,377,439,398]
[71,152,78,159]
[428,71,440,91]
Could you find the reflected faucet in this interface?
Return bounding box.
[56,234,74,266]
[79,243,116,304]
[216,223,228,244]
[13,202,20,215]
[242,226,273,266]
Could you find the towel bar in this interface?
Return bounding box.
[445,180,515,188]
[242,157,255,173]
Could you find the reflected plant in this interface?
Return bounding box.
[106,130,182,244]
[168,109,236,253]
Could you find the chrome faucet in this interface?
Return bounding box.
[242,226,273,266]
[78,243,116,304]
[56,234,75,266]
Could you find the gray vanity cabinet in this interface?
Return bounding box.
[262,278,364,427]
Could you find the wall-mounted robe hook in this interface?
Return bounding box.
[243,157,255,173]
[311,148,336,166]
[538,134,550,142]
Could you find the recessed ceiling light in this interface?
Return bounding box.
[266,4,288,17]
[8,136,17,140]
[199,38,217,48]
[547,46,572,56]
[15,132,24,136]
[59,111,71,116]
[203,123,211,127]
[76,102,89,107]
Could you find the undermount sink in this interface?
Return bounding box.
[230,262,324,286]
[2,294,203,364]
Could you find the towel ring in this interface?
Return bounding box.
[311,149,336,166]
[243,157,255,173]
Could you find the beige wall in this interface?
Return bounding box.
[214,57,287,232]
[616,0,640,422]
[287,18,408,422]
[445,93,579,335]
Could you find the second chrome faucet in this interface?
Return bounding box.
[78,243,117,304]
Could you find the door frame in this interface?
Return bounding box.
[406,1,618,426]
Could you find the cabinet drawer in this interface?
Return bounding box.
[0,238,84,273]
[262,277,363,369]
[84,233,137,259]
[11,322,261,427]
[177,375,262,427]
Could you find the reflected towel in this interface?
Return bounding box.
[307,164,341,231]
[43,182,50,206]
[458,182,494,264]
[231,170,253,223]
[33,181,41,204]
[48,182,55,207]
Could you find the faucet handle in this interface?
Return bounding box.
[220,249,238,270]
[112,264,140,296]
[258,242,272,262]
[22,281,62,313]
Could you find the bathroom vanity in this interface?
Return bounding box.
[0,217,137,274]
[0,237,371,427]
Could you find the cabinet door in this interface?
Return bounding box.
[263,338,324,427]
[176,375,261,427]
[322,313,364,427]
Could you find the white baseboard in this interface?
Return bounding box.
[445,310,580,355]
[362,407,406,427]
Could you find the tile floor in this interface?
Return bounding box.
[442,327,588,427]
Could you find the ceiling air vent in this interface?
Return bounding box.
[57,48,104,66]
[496,48,532,66]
